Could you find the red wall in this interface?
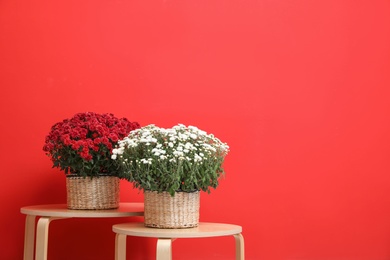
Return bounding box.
[1,0,390,259]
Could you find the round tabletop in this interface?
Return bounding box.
[20,203,144,218]
[112,222,242,238]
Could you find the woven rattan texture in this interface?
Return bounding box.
[66,176,120,210]
[144,190,200,228]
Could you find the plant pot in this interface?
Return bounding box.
[144,190,200,228]
[66,175,120,210]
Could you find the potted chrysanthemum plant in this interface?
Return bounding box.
[112,124,229,228]
[43,112,140,209]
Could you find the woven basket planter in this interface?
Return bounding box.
[144,190,200,229]
[66,175,120,210]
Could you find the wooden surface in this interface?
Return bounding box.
[21,203,144,218]
[113,222,242,238]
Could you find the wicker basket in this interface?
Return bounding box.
[144,190,200,228]
[66,175,120,210]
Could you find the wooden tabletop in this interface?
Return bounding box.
[21,203,144,218]
[113,222,242,238]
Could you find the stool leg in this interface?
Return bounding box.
[23,215,36,260]
[35,217,64,260]
[35,217,52,260]
[234,233,245,260]
[115,233,127,260]
[156,238,173,260]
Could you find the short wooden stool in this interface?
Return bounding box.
[112,222,245,260]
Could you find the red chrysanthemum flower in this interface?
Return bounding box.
[43,112,140,178]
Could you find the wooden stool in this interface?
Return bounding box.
[112,222,245,260]
[21,203,144,260]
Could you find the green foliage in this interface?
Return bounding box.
[51,144,124,178]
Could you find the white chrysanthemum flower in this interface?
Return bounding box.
[173,151,184,157]
[179,133,188,140]
[194,154,202,162]
[140,138,149,143]
[112,123,229,193]
[188,125,198,131]
[141,158,153,164]
[184,142,196,150]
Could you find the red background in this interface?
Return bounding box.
[1,0,390,259]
